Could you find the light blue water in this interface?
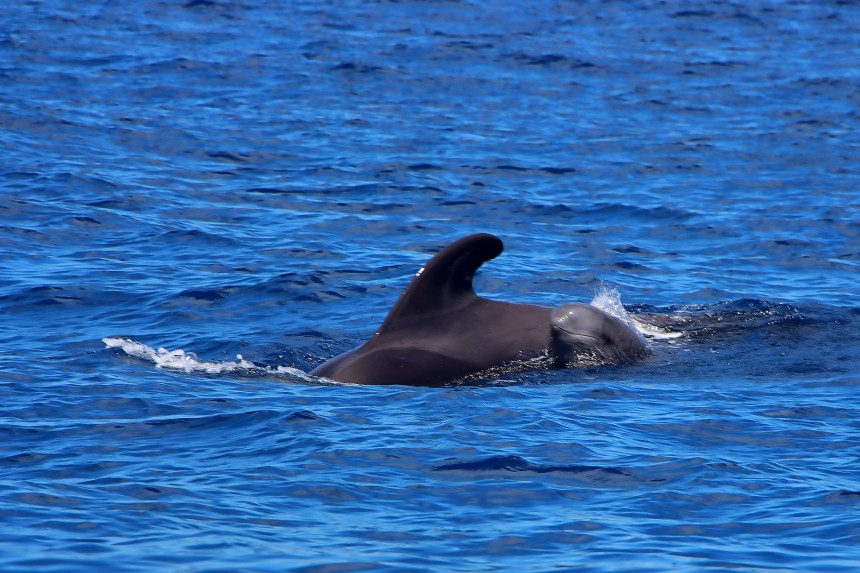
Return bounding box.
[2,1,859,571]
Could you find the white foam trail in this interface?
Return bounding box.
[630,318,685,340]
[102,337,315,380]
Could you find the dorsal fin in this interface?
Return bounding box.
[377,233,503,332]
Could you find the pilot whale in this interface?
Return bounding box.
[311,233,650,386]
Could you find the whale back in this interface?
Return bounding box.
[311,233,552,385]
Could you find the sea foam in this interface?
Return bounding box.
[102,337,314,380]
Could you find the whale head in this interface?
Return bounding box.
[550,303,651,366]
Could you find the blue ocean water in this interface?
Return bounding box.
[2,0,860,571]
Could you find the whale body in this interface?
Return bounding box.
[311,233,650,386]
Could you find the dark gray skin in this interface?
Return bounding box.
[551,303,652,367]
[311,233,650,386]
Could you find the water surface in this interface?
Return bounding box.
[2,1,859,571]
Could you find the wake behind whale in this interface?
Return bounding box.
[106,235,816,387]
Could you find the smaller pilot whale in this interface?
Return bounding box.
[550,303,651,367]
[311,233,650,386]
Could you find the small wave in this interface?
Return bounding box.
[632,298,813,342]
[432,454,637,484]
[102,337,314,381]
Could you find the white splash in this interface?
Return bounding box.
[102,337,315,380]
[590,285,637,327]
[590,285,683,340]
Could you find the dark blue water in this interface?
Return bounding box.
[2,1,860,571]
